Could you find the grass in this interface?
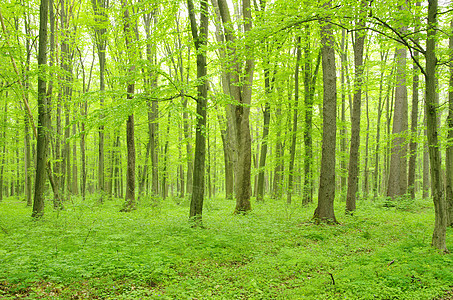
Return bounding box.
[0,193,452,299]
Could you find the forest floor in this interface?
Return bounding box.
[0,193,452,299]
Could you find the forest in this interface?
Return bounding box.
[1,0,453,298]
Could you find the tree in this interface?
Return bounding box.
[215,0,254,213]
[92,0,109,201]
[407,2,420,199]
[120,0,136,212]
[346,1,366,213]
[303,25,320,205]
[187,0,209,223]
[313,0,337,224]
[287,36,301,204]
[425,0,447,251]
[32,0,50,217]
[447,18,453,227]
[387,5,408,200]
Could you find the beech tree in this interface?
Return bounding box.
[187,0,209,223]
[313,0,337,223]
[346,0,366,213]
[215,0,254,213]
[32,0,49,217]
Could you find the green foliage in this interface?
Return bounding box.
[0,196,452,299]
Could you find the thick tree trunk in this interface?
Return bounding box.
[314,1,337,223]
[387,39,408,199]
[216,0,254,213]
[32,0,49,217]
[426,0,447,252]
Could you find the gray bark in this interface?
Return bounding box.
[314,0,337,223]
[32,0,49,217]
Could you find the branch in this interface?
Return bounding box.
[0,8,38,139]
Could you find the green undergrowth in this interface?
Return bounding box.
[0,194,452,299]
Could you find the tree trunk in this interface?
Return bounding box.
[303,27,321,205]
[32,0,49,218]
[162,114,171,199]
[426,0,447,252]
[188,0,209,224]
[408,4,421,199]
[387,27,408,199]
[121,1,136,212]
[447,18,453,226]
[216,0,254,213]
[287,36,301,204]
[256,74,271,202]
[0,99,7,202]
[273,106,284,199]
[72,119,78,194]
[346,12,366,213]
[363,80,370,196]
[313,0,337,224]
[374,50,389,198]
[339,29,348,199]
[92,0,108,201]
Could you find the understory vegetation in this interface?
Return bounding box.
[1,196,452,299]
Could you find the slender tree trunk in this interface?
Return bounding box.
[346,14,366,213]
[72,118,78,194]
[162,114,171,199]
[374,50,389,198]
[23,17,33,206]
[32,0,49,217]
[121,1,136,212]
[426,0,447,252]
[287,36,301,204]
[0,100,7,202]
[303,28,321,205]
[92,0,108,201]
[188,0,209,223]
[423,115,430,198]
[256,73,271,202]
[273,106,284,199]
[314,0,337,223]
[363,80,370,196]
[447,19,453,226]
[408,56,420,199]
[339,29,347,198]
